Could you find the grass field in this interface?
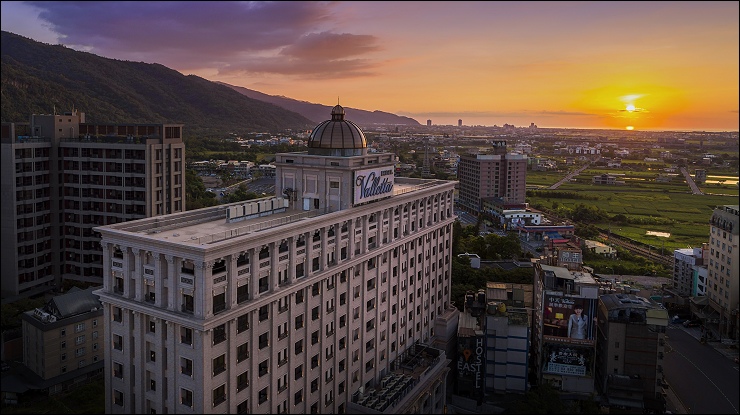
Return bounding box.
[525,167,738,251]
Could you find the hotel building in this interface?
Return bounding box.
[1,110,185,298]
[456,141,527,214]
[94,105,458,414]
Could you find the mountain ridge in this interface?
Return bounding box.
[215,81,420,126]
[1,30,419,137]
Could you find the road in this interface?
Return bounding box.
[548,158,596,189]
[680,167,704,195]
[663,323,739,414]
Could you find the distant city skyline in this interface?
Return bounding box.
[1,1,738,131]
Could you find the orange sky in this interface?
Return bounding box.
[2,1,738,131]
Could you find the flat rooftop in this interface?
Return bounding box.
[97,178,450,246]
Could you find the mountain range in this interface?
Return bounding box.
[0,31,419,137]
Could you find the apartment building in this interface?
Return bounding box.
[19,286,104,395]
[1,110,185,298]
[704,205,739,340]
[594,293,669,413]
[94,105,458,414]
[456,140,527,214]
[672,246,707,297]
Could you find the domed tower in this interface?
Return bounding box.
[307,104,367,156]
[275,103,396,212]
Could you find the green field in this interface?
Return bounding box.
[526,167,738,251]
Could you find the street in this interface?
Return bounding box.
[663,323,739,414]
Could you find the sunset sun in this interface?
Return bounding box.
[626,104,636,112]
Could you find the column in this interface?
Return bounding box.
[121,246,132,298]
[196,261,209,318]
[270,242,279,291]
[229,253,238,306]
[347,220,355,261]
[288,237,296,283]
[165,255,176,311]
[306,231,314,277]
[155,255,165,308]
[362,215,369,252]
[132,310,144,413]
[152,254,162,306]
[132,248,144,302]
[165,321,176,412]
[321,226,328,269]
[249,249,258,300]
[102,243,111,292]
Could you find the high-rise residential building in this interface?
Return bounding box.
[704,205,739,339]
[595,293,669,413]
[1,110,185,299]
[427,119,432,127]
[671,245,707,297]
[531,264,599,397]
[457,119,462,127]
[94,105,459,414]
[456,140,527,214]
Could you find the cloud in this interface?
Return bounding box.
[25,1,382,78]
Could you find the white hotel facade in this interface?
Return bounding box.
[95,105,458,414]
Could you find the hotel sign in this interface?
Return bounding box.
[353,166,394,206]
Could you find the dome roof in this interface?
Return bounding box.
[307,104,367,153]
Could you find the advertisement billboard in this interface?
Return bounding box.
[542,295,596,345]
[353,166,394,206]
[543,343,594,377]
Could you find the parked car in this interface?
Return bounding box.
[683,319,700,328]
[671,316,687,324]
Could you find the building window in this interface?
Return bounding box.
[113,361,123,378]
[237,400,249,414]
[181,388,193,408]
[237,314,250,333]
[213,354,226,376]
[259,305,269,321]
[251,329,267,349]
[181,327,193,345]
[213,324,226,344]
[259,387,269,404]
[113,335,123,351]
[295,314,304,330]
[295,289,304,304]
[181,357,193,377]
[237,370,249,391]
[114,390,124,407]
[237,342,250,362]
[213,384,226,406]
[259,359,269,377]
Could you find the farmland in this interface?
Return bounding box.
[525,166,738,252]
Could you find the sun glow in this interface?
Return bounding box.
[626,126,634,130]
[626,104,636,112]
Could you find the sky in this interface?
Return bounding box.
[1,1,738,131]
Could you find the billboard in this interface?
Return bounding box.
[542,295,596,345]
[543,343,594,377]
[353,166,394,205]
[456,335,485,398]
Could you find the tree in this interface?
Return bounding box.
[185,169,219,210]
